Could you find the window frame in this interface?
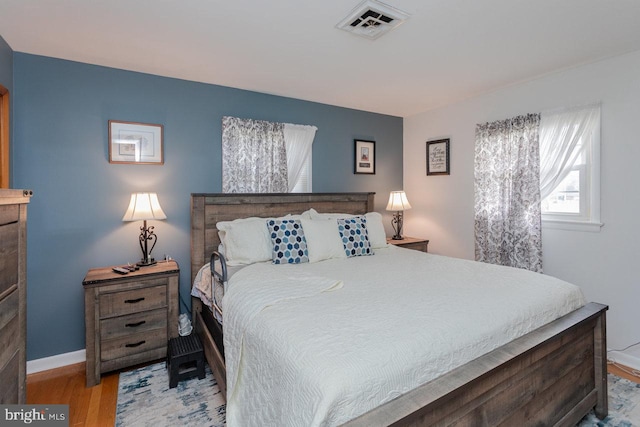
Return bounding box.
[541,119,602,232]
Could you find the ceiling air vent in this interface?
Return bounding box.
[336,0,410,40]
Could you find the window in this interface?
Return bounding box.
[221,117,316,193]
[539,104,601,231]
[290,154,312,193]
[284,123,316,193]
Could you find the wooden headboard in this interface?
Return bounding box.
[190,192,375,284]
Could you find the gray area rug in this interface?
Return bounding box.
[117,363,639,426]
[578,373,640,426]
[116,362,225,427]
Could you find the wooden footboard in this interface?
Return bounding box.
[193,299,607,426]
[344,302,608,427]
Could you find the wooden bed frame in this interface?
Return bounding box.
[190,192,608,426]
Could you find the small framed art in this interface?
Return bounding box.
[108,120,164,165]
[426,138,450,175]
[354,139,375,174]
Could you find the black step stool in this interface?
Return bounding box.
[167,334,205,388]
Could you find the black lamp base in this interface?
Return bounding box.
[390,211,405,241]
[137,258,157,267]
[137,219,158,267]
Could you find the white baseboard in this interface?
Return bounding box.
[608,350,640,372]
[27,349,86,375]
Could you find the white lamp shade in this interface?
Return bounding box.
[122,192,167,221]
[386,191,412,211]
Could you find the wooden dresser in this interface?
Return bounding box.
[83,260,179,387]
[0,189,32,404]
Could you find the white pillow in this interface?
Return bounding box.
[300,218,347,263]
[216,217,271,265]
[299,209,314,220]
[283,213,303,220]
[364,212,388,249]
[308,209,388,249]
[308,208,354,220]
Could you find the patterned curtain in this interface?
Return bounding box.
[474,113,543,272]
[222,116,288,193]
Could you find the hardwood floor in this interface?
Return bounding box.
[608,361,640,384]
[26,361,640,426]
[26,363,118,427]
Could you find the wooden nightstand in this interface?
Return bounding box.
[386,236,429,253]
[83,260,180,387]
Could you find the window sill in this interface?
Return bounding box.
[542,219,603,232]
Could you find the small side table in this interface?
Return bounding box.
[168,334,206,388]
[387,236,429,253]
[83,260,180,387]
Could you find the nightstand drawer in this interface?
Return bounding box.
[99,283,167,318]
[100,308,168,341]
[101,328,167,362]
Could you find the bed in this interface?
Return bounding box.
[190,192,608,426]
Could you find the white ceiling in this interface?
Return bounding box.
[2,0,640,117]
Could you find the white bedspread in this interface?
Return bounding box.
[223,246,585,427]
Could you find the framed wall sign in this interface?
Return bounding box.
[109,120,164,165]
[354,139,375,174]
[426,138,450,175]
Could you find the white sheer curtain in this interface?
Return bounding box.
[284,123,317,192]
[539,104,601,199]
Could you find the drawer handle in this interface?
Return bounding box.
[125,320,146,328]
[124,297,145,304]
[125,340,146,348]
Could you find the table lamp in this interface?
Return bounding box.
[386,190,411,240]
[122,192,167,266]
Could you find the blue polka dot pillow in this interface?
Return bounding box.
[267,219,309,264]
[337,216,372,257]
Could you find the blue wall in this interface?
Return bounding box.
[11,53,403,360]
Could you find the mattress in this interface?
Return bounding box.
[223,246,586,426]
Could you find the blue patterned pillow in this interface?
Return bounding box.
[267,219,309,264]
[337,216,372,257]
